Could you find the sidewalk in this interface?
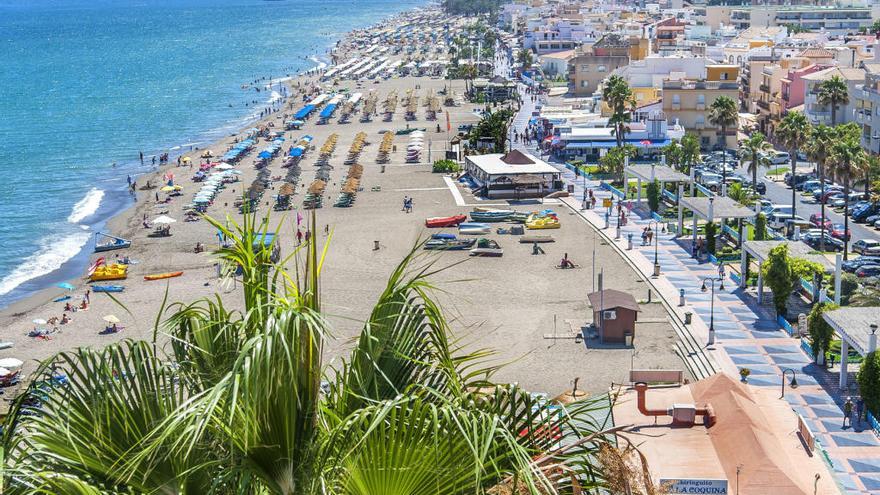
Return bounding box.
[548,161,880,494]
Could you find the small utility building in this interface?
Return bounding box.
[588,289,640,345]
[464,150,562,199]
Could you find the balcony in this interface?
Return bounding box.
[759,84,770,94]
[696,103,705,111]
[757,100,770,111]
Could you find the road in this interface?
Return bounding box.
[740,161,879,246]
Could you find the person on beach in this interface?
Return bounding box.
[296,229,303,245]
[139,151,144,163]
[84,289,90,305]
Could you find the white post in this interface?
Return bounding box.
[677,183,684,235]
[637,177,642,204]
[740,248,748,288]
[692,215,698,245]
[757,261,764,304]
[834,253,843,306]
[840,338,849,390]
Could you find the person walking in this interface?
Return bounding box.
[296,229,303,245]
[718,262,726,281]
[856,397,864,428]
[844,397,854,429]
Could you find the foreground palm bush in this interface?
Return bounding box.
[1,214,616,494]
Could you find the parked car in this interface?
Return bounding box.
[852,203,880,223]
[843,256,880,272]
[856,265,880,278]
[852,239,880,255]
[829,193,864,209]
[769,151,790,165]
[816,187,845,203]
[801,232,845,251]
[809,213,831,229]
[769,213,805,229]
[829,223,851,241]
[743,179,766,194]
[786,172,815,189]
[700,172,723,191]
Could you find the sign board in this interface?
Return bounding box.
[797,413,816,453]
[602,198,613,208]
[660,479,728,494]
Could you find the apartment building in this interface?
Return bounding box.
[802,66,865,126]
[729,6,873,36]
[567,34,633,96]
[855,63,880,153]
[662,79,740,149]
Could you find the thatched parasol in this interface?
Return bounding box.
[278,182,295,196]
[307,180,326,194]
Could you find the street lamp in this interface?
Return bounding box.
[781,368,799,398]
[650,220,661,277]
[701,276,725,346]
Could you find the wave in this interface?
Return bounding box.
[67,187,104,224]
[0,231,91,296]
[309,55,328,70]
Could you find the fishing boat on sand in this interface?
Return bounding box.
[94,232,131,253]
[469,209,515,222]
[458,222,491,235]
[470,238,503,257]
[425,215,466,228]
[424,237,476,251]
[519,235,555,243]
[91,285,125,293]
[144,271,183,281]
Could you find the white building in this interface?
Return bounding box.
[464,150,562,199]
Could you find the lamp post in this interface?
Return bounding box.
[781,368,799,398]
[701,275,725,347]
[650,219,661,277]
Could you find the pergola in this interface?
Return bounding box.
[822,307,880,390]
[740,240,839,305]
[624,163,690,206]
[678,196,756,245]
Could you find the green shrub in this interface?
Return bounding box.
[858,351,880,416]
[646,180,661,213]
[432,159,461,173]
[754,213,767,241]
[841,273,859,305]
[808,302,837,360]
[704,222,717,254]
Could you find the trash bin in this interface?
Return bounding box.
[567,184,575,194]
[684,312,693,325]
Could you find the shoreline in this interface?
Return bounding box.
[0,7,406,311]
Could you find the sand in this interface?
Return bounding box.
[0,13,687,407]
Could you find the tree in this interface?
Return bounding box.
[865,154,880,200]
[679,133,702,175]
[603,75,637,182]
[817,75,849,126]
[858,351,880,416]
[785,23,811,34]
[599,144,637,185]
[828,123,867,259]
[739,132,773,187]
[1,213,616,494]
[765,244,794,316]
[647,180,661,213]
[433,159,461,173]
[470,108,514,152]
[808,302,838,362]
[776,111,812,219]
[754,213,768,240]
[727,181,753,207]
[807,124,836,251]
[708,96,739,194]
[662,140,682,170]
[704,222,717,254]
[851,285,880,306]
[517,49,534,70]
[840,272,860,305]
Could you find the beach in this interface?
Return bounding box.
[0,7,686,404]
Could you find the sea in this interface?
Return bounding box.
[0,0,425,308]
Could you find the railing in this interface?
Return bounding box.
[694,183,714,196]
[721,224,739,242]
[600,181,625,199]
[868,411,880,440]
[661,189,678,203]
[778,315,796,336]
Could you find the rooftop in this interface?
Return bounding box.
[625,163,691,183]
[587,289,640,312]
[465,151,559,176]
[822,307,880,357]
[679,196,756,220]
[742,240,836,272]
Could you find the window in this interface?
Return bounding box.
[695,116,705,125]
[720,72,729,80]
[581,80,588,88]
[672,94,681,105]
[598,65,607,72]
[581,64,589,72]
[697,94,705,105]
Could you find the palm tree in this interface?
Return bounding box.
[602,75,636,183]
[517,48,533,70]
[740,132,774,188]
[817,75,849,126]
[460,63,478,96]
[807,124,835,251]
[828,123,868,259]
[679,133,702,175]
[2,213,619,494]
[708,95,739,194]
[663,139,682,170]
[775,111,812,220]
[851,286,880,306]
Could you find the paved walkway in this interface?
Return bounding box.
[545,159,880,494]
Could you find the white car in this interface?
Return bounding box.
[769,152,790,165]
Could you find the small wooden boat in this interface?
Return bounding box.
[509,212,530,223]
[424,238,476,251]
[458,222,491,235]
[94,232,131,253]
[425,215,467,228]
[92,285,125,293]
[519,235,555,243]
[470,238,503,257]
[431,233,457,240]
[144,271,183,281]
[470,209,514,222]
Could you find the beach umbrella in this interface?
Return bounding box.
[201,150,214,158]
[215,163,233,170]
[0,368,11,377]
[0,358,23,369]
[57,282,75,290]
[102,315,120,324]
[182,157,191,163]
[32,318,47,325]
[152,215,177,225]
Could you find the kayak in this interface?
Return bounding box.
[144,271,183,281]
[425,215,467,228]
[92,285,125,293]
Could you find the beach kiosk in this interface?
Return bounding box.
[588,289,640,345]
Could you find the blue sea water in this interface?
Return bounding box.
[0,0,424,307]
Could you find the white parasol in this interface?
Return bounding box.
[152,215,177,225]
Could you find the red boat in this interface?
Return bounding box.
[425,215,467,228]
